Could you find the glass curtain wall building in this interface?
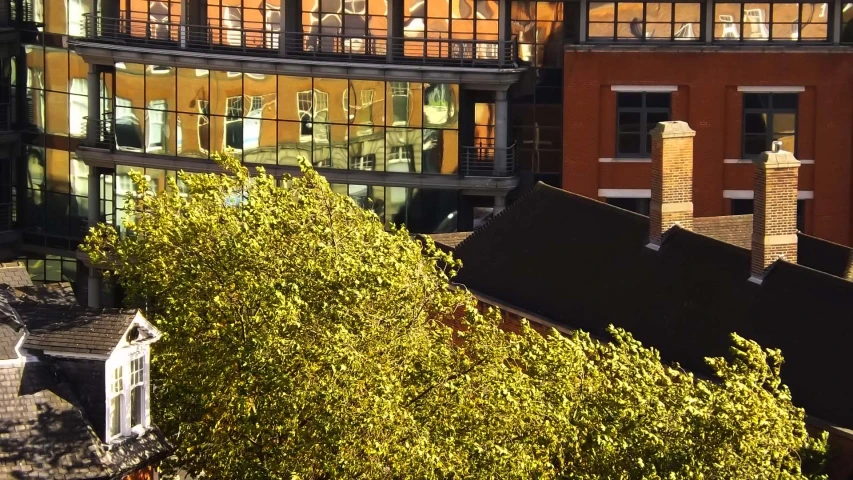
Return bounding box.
[3,0,567,305]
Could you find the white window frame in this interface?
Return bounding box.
[69,78,88,138]
[146,99,167,153]
[67,0,86,36]
[224,96,244,151]
[265,4,281,49]
[115,97,143,153]
[197,100,210,154]
[105,347,151,442]
[387,145,413,172]
[297,90,313,141]
[390,82,410,126]
[224,7,243,46]
[244,95,264,150]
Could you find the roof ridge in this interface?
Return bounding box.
[454,182,550,252]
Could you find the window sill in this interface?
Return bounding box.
[599,157,651,163]
[724,158,813,164]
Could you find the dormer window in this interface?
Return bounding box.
[106,350,150,441]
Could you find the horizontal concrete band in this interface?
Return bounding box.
[752,233,799,245]
[650,201,694,213]
[71,41,524,90]
[76,147,520,195]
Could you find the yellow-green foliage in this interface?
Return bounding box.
[82,154,826,480]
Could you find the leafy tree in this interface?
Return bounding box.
[83,154,826,479]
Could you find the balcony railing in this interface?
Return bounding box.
[83,112,116,150]
[461,145,516,177]
[0,101,14,131]
[83,15,520,68]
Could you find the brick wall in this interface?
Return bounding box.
[563,50,853,245]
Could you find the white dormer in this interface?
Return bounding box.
[104,312,161,442]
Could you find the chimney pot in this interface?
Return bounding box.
[771,140,782,153]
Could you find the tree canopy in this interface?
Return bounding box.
[83,154,827,479]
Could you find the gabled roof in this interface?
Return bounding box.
[15,304,143,357]
[0,363,171,479]
[0,263,33,288]
[450,182,853,428]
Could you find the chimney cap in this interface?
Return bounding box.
[754,146,801,169]
[651,121,696,139]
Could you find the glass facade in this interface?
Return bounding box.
[110,64,460,173]
[714,2,829,41]
[589,2,702,41]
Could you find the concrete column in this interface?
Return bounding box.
[704,0,714,43]
[386,0,403,61]
[493,90,508,175]
[282,0,301,56]
[498,0,510,64]
[831,0,842,45]
[87,168,101,308]
[87,0,97,36]
[493,195,506,215]
[86,65,99,145]
[579,0,588,43]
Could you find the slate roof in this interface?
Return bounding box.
[429,232,473,252]
[450,183,853,428]
[0,363,171,479]
[0,263,33,288]
[0,323,22,361]
[14,304,139,356]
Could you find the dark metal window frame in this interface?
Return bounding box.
[587,0,704,43]
[615,91,671,158]
[713,1,832,43]
[741,92,798,158]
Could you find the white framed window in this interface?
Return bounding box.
[130,356,145,428]
[390,82,410,126]
[224,7,243,46]
[149,1,171,40]
[146,100,167,152]
[224,96,243,150]
[67,0,86,36]
[105,349,151,442]
[265,4,281,49]
[244,96,263,150]
[297,91,313,140]
[69,78,88,138]
[198,100,210,154]
[387,145,414,172]
[108,365,124,440]
[350,153,376,170]
[115,97,143,152]
[176,117,183,153]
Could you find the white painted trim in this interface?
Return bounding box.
[725,158,814,164]
[611,85,678,92]
[598,188,651,198]
[599,157,652,163]
[723,190,814,200]
[737,86,805,93]
[42,350,110,360]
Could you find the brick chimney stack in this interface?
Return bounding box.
[647,121,695,250]
[749,141,801,284]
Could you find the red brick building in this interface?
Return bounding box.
[562,49,853,245]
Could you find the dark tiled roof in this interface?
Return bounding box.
[0,263,33,288]
[693,214,753,249]
[14,283,79,306]
[0,363,171,479]
[428,232,473,251]
[0,323,22,361]
[15,304,138,356]
[452,183,853,428]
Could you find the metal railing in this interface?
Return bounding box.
[460,144,517,177]
[83,112,116,150]
[0,101,13,131]
[84,15,519,68]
